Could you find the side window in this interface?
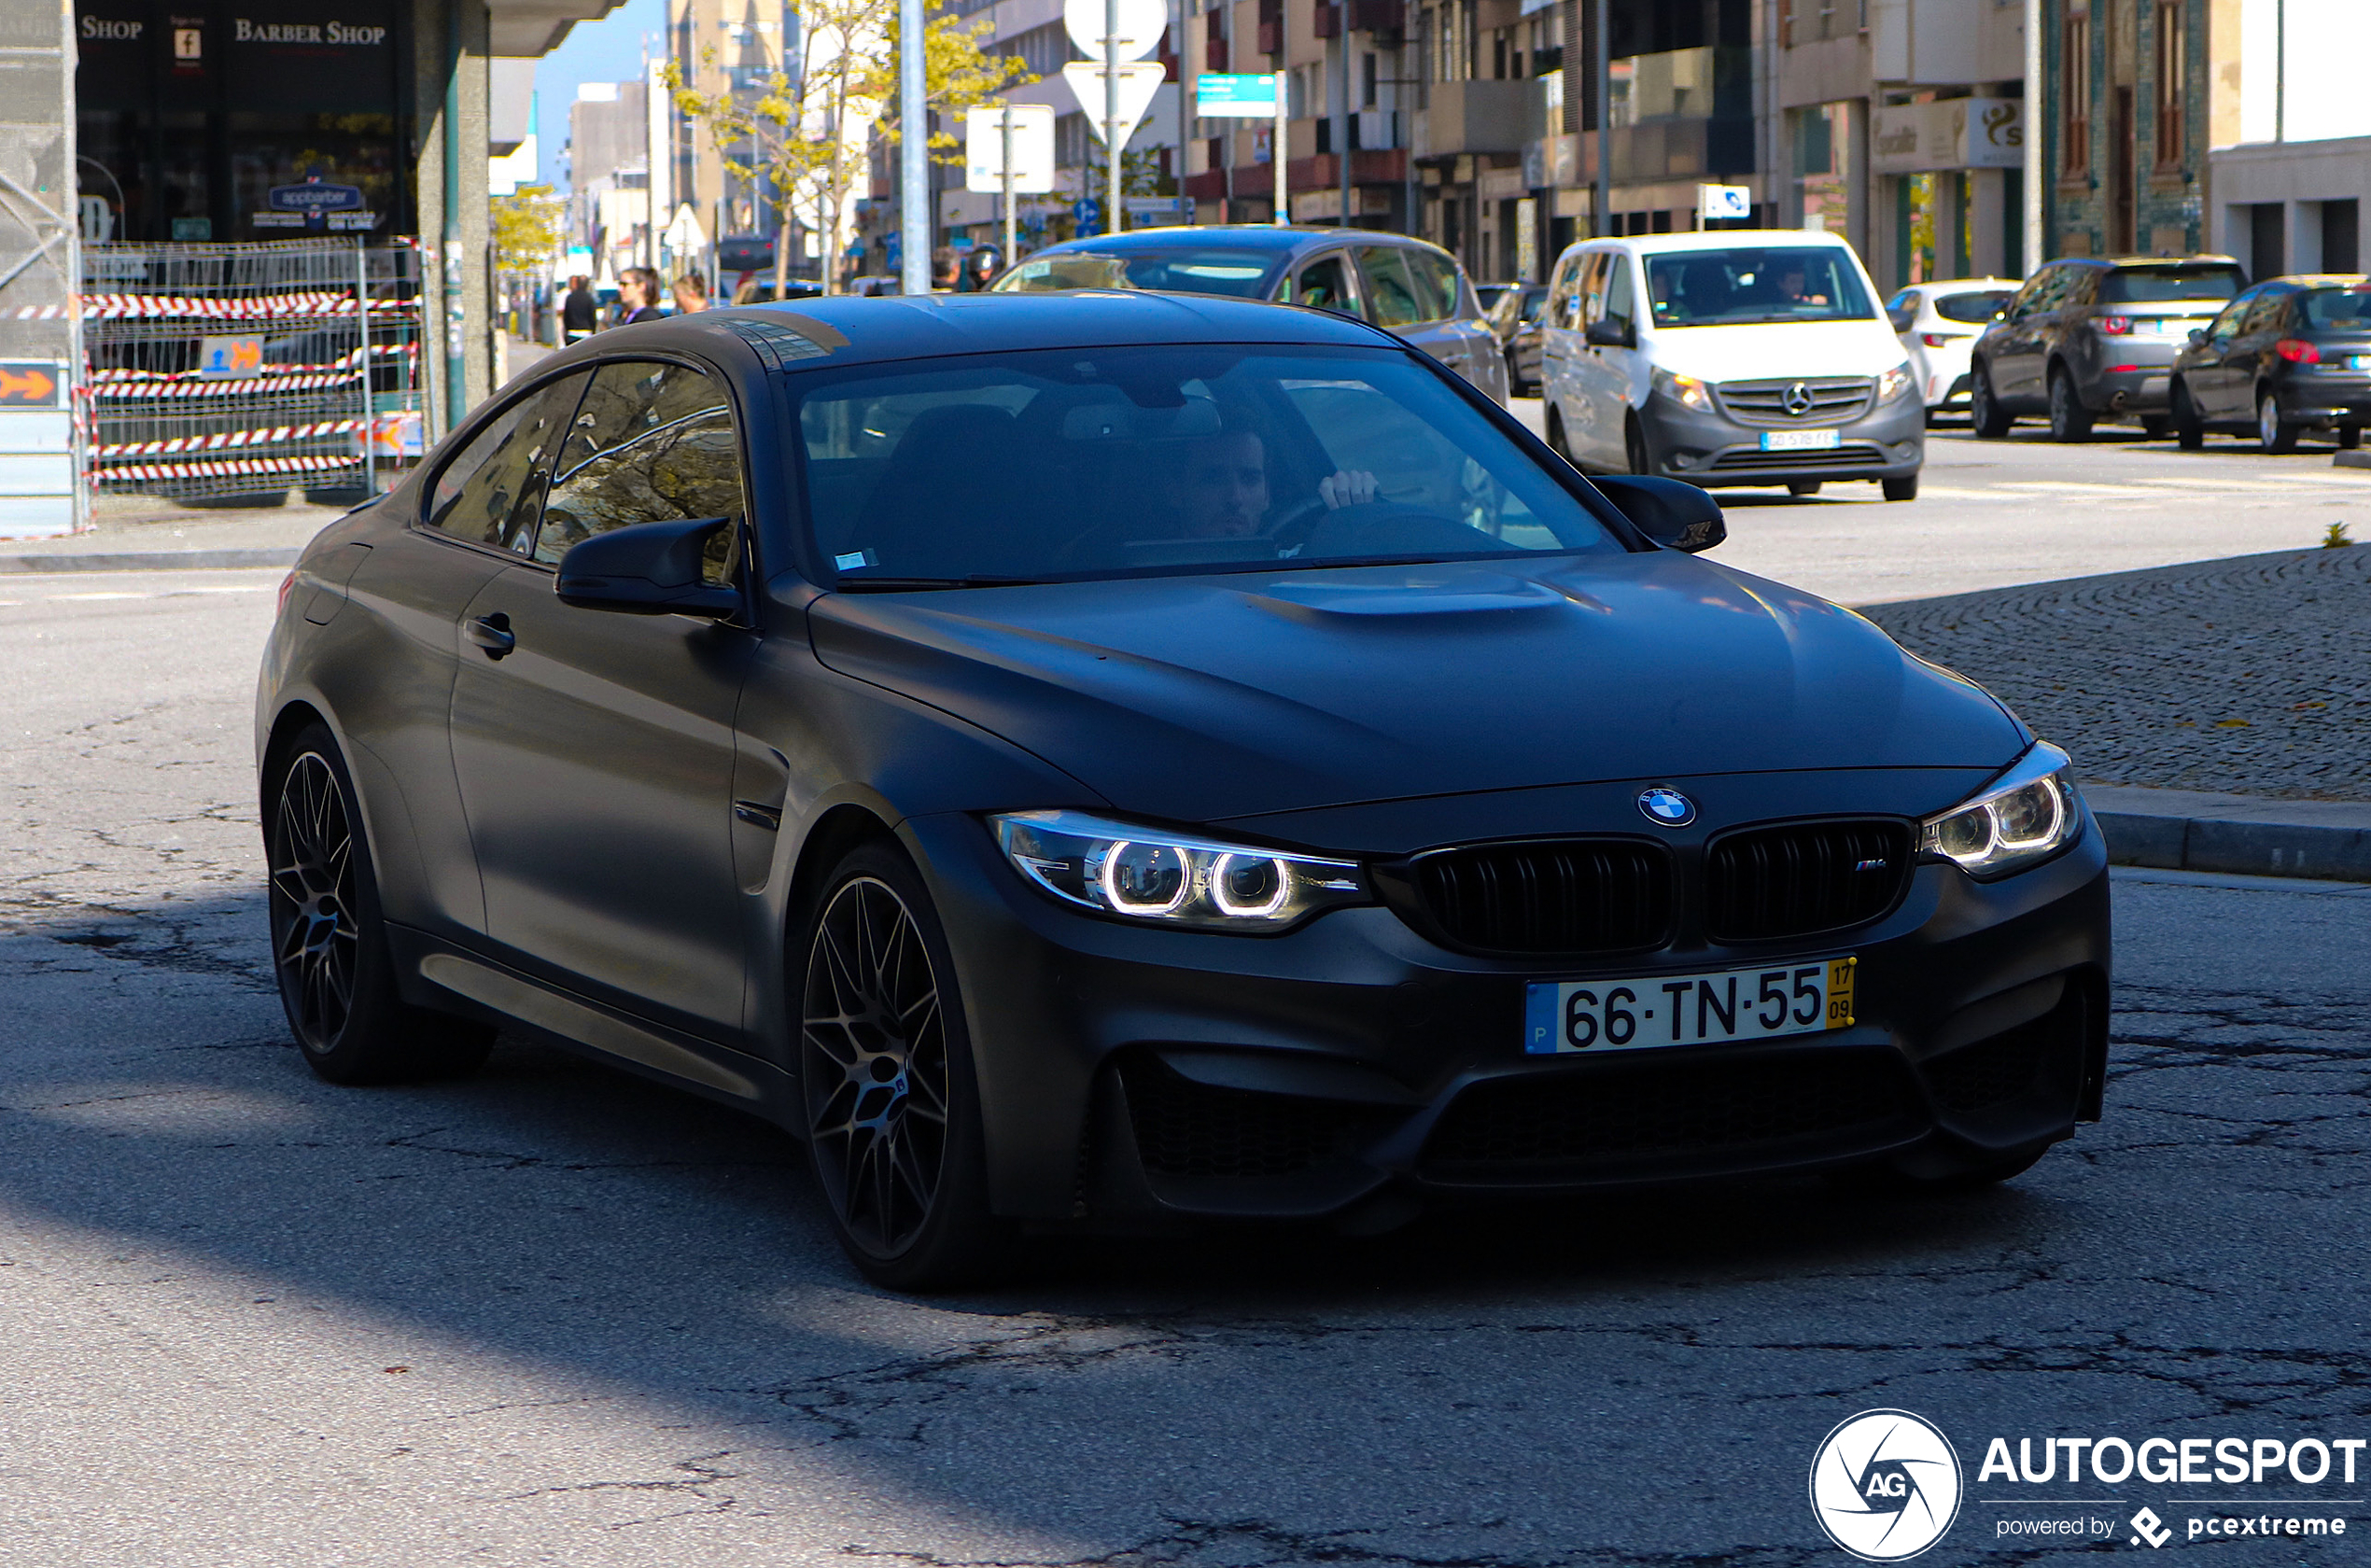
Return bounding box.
[1290,253,1358,315]
[2238,287,2290,335]
[422,372,590,552]
[2060,268,2099,310]
[1544,253,1583,329]
[1400,247,1464,321]
[1577,252,1609,326]
[2204,291,2252,341]
[1356,246,1428,328]
[2012,266,2062,317]
[536,359,747,586]
[1599,254,1636,333]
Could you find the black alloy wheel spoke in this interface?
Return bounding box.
[801,875,951,1256]
[269,752,359,1051]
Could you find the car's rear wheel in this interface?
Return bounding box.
[1969,364,2012,439]
[2340,426,2364,450]
[1624,417,1655,477]
[1504,350,1527,397]
[1544,406,1574,463]
[1881,475,1919,502]
[2257,389,2299,454]
[265,726,494,1085]
[1787,480,1822,497]
[798,843,1009,1291]
[2170,380,2206,450]
[2046,368,2093,441]
[2139,414,2170,441]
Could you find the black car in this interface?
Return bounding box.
[991,225,1509,404]
[1971,256,2248,441]
[1486,283,1548,395]
[2169,274,2371,452]
[257,293,2110,1288]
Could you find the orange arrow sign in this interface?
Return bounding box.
[0,365,57,404]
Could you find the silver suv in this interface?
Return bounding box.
[1970,257,2248,441]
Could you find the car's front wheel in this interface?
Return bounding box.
[264,726,494,1085]
[798,842,1009,1290]
[1624,417,1656,477]
[2170,380,2206,450]
[1881,475,1919,502]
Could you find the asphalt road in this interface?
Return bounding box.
[1503,401,2369,605]
[4,572,2368,1565]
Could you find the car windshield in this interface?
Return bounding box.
[1644,246,1876,326]
[793,344,1626,586]
[2099,264,2245,304]
[992,247,1275,298]
[2299,285,2371,330]
[1934,288,2014,324]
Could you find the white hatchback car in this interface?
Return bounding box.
[1886,279,2019,420]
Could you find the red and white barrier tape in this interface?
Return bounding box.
[90,454,362,483]
[79,293,422,320]
[93,418,361,457]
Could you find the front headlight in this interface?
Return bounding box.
[1651,367,1714,412]
[1918,743,2083,880]
[991,810,1369,931]
[1876,362,1915,403]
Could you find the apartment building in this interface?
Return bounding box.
[2040,0,2211,262]
[2205,0,2364,277]
[567,79,652,280]
[666,0,799,248]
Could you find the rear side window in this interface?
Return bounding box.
[2100,264,2245,304]
[1403,248,1465,319]
[535,359,747,584]
[1934,289,2013,323]
[1285,253,1358,315]
[1358,246,1446,328]
[2238,288,2293,334]
[422,371,590,552]
[2299,286,2371,329]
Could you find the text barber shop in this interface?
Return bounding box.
[75,0,411,244]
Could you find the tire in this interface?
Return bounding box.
[1787,480,1823,497]
[2341,426,2363,451]
[1624,417,1655,477]
[2140,415,2170,441]
[1969,363,2012,439]
[1881,474,1920,502]
[1544,406,1575,463]
[1505,351,1528,398]
[1830,1143,2049,1196]
[264,726,495,1085]
[2046,368,2093,442]
[2170,380,2205,450]
[798,842,1011,1291]
[2257,389,2298,454]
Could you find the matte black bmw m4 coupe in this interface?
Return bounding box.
[257,293,2109,1287]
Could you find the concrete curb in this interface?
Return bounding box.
[2087,785,2371,882]
[0,547,302,574]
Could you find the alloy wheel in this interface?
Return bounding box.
[268,752,360,1050]
[2257,392,2296,454]
[802,876,950,1256]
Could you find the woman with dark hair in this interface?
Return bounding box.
[612,268,665,326]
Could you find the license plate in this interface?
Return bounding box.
[1761,428,1842,451]
[2350,355,2371,371]
[1524,958,1858,1055]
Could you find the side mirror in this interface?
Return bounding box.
[1593,475,1726,553]
[1583,315,1635,348]
[2187,328,2207,348]
[555,516,740,616]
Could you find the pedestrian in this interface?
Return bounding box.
[560,274,597,343]
[612,267,665,327]
[671,271,711,314]
[931,246,960,293]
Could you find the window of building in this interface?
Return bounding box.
[2061,7,2091,178]
[2151,0,2183,170]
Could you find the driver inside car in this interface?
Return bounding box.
[1177,426,1380,539]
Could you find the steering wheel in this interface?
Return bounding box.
[1272,499,1507,560]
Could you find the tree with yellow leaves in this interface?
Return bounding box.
[669,0,1030,296]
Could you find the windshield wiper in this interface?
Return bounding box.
[833,574,1047,592]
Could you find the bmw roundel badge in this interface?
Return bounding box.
[1636,788,1697,828]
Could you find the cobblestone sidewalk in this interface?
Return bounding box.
[1863,543,2370,801]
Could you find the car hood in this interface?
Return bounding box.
[1643,320,1909,382]
[807,553,2027,824]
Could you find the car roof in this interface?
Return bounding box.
[1579,228,1857,255]
[575,291,1398,373]
[1908,277,2018,292]
[1030,224,1452,259]
[2055,254,2242,269]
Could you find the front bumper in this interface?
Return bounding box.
[908,785,2111,1226]
[1636,390,1924,488]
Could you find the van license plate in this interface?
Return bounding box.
[1523,958,1858,1055]
[1761,428,1842,451]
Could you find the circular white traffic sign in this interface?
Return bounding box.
[1062,0,1166,61]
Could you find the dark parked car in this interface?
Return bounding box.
[2168,274,2371,452]
[1971,256,2248,441]
[991,225,1508,403]
[257,293,2110,1289]
[1486,282,1548,395]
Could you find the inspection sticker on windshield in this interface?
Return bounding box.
[1760,428,1841,452]
[1523,958,1855,1054]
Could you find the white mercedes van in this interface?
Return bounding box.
[1537,229,1924,500]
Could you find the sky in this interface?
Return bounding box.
[532,0,666,193]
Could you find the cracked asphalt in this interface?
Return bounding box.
[4,572,2370,1566]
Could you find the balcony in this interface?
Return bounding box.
[1287,147,1408,189]
[1349,0,1402,33]
[1183,168,1228,201]
[1257,18,1280,52]
[1412,78,1539,158]
[1582,117,1755,182]
[1313,0,1340,37]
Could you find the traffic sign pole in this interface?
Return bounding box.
[1273,77,1285,226]
[1003,109,1017,271]
[1104,0,1122,234]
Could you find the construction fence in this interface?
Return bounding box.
[81,238,430,505]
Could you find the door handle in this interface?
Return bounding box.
[466,612,515,659]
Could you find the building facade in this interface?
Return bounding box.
[2204,0,2364,278]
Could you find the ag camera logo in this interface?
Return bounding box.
[1810,1409,1964,1561]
